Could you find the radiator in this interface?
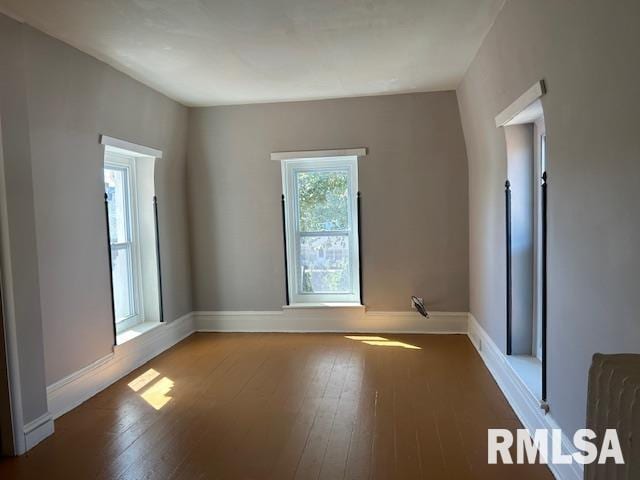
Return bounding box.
[586,353,640,480]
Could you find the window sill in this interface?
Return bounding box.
[283,303,364,309]
[116,321,162,345]
[506,354,542,400]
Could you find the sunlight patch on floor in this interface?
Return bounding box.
[128,368,160,392]
[345,335,421,350]
[141,377,175,410]
[344,335,387,341]
[128,368,175,410]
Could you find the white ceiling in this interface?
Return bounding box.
[0,0,505,106]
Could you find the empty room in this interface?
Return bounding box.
[0,1,638,479]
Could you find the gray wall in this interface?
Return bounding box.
[0,14,48,425]
[0,14,193,387]
[457,0,640,435]
[188,92,469,312]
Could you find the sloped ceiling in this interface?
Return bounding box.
[0,0,504,106]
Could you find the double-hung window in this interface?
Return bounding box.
[281,155,360,305]
[104,153,143,332]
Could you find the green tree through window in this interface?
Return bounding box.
[297,170,349,232]
[297,169,351,293]
[282,155,360,303]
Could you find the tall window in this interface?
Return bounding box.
[104,153,143,332]
[281,156,360,304]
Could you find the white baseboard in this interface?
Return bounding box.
[23,412,54,451]
[193,309,468,334]
[46,313,194,420]
[467,314,582,480]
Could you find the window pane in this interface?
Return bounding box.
[111,246,134,322]
[104,167,129,243]
[299,235,350,293]
[541,135,547,173]
[297,170,349,232]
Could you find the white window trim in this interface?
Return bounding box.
[271,148,366,161]
[281,155,361,305]
[105,151,145,333]
[100,135,163,158]
[495,80,546,128]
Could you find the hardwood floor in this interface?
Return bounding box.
[0,333,553,479]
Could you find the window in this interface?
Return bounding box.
[104,152,143,332]
[281,156,360,304]
[540,134,547,175]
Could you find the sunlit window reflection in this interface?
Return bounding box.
[362,340,421,350]
[128,368,160,392]
[344,336,388,341]
[128,367,175,410]
[345,335,421,350]
[141,377,175,410]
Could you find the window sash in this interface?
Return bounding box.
[111,243,136,323]
[296,231,350,295]
[105,154,144,332]
[105,165,132,244]
[282,156,360,304]
[298,230,350,237]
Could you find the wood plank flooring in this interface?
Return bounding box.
[0,333,553,479]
